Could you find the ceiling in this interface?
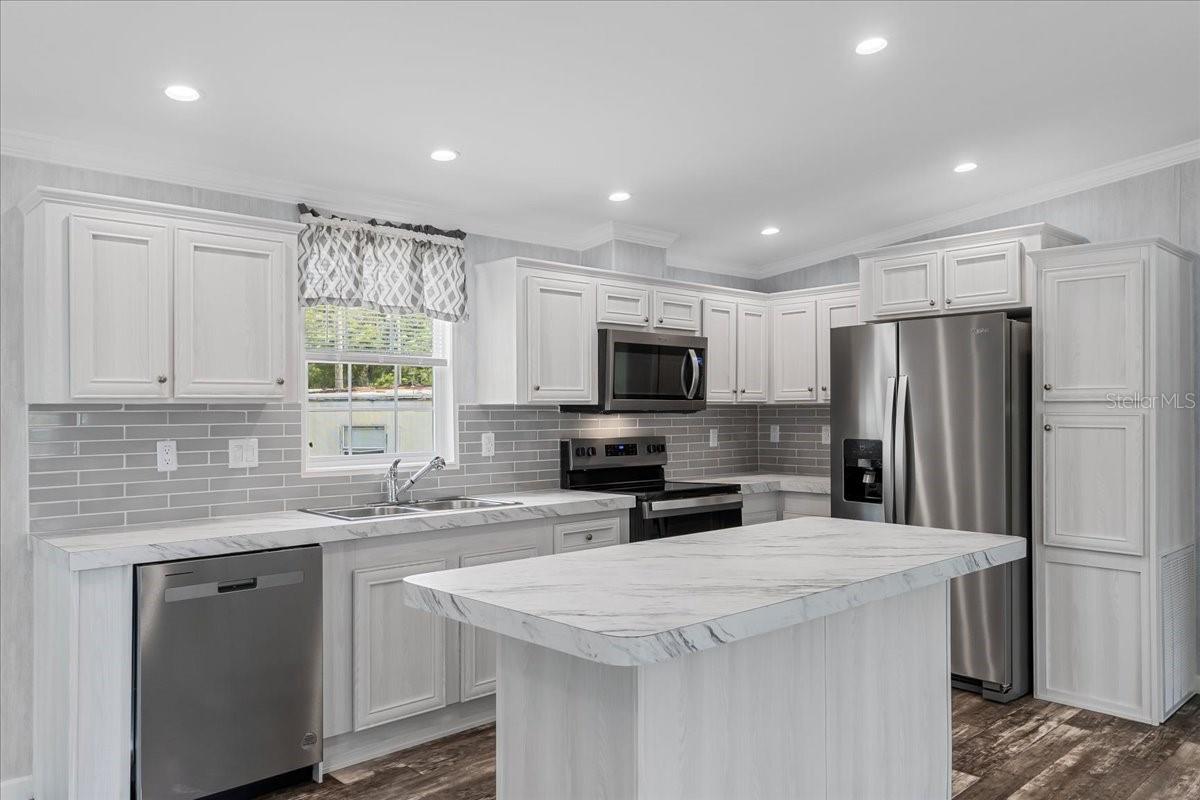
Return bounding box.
[2,1,1197,277]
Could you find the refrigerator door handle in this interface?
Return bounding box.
[882,376,897,523]
[895,374,910,525]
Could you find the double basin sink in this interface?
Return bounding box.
[303,497,520,521]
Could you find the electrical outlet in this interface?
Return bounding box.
[481,431,495,457]
[769,424,780,443]
[156,440,178,473]
[709,428,719,448]
[821,425,831,445]
[228,438,259,468]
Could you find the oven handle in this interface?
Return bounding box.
[640,494,743,519]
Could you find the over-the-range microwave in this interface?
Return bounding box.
[563,327,707,414]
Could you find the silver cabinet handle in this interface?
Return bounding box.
[156,375,167,384]
[275,377,285,385]
[1044,424,1052,431]
[928,299,936,306]
[1043,383,1053,391]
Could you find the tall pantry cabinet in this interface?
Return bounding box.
[1032,239,1197,724]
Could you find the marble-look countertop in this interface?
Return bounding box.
[34,490,634,571]
[405,516,1024,666]
[702,472,831,495]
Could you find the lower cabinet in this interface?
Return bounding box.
[323,512,627,740]
[741,491,832,525]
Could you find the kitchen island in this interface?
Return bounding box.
[404,516,1025,800]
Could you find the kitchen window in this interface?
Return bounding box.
[303,305,455,472]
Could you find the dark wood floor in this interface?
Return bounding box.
[261,691,1200,800]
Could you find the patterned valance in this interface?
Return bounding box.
[297,206,467,322]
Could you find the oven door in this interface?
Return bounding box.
[600,328,707,412]
[631,494,743,541]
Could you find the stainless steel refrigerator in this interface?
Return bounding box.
[830,312,1030,702]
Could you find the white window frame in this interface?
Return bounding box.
[301,313,457,476]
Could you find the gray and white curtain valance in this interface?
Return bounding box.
[297,207,467,322]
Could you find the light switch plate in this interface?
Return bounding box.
[228,438,259,468]
[709,428,719,448]
[821,425,831,445]
[481,432,495,458]
[156,440,178,473]
[769,424,780,443]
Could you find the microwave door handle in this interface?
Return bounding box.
[680,352,690,398]
[894,375,910,525]
[882,376,896,523]
[686,349,701,399]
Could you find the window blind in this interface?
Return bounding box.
[304,305,448,365]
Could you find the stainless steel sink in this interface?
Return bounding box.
[303,497,519,521]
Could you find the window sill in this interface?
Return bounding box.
[301,460,460,479]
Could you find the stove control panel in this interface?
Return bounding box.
[562,436,668,470]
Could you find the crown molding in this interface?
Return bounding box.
[665,251,763,279]
[0,128,585,252]
[578,220,679,251]
[757,138,1200,278]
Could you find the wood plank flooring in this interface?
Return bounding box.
[261,691,1200,800]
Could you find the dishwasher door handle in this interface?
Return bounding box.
[218,577,258,594]
[164,570,304,602]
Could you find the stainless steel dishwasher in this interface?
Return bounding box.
[135,546,322,799]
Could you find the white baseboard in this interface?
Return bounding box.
[0,775,33,800]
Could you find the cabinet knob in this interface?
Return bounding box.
[643,316,649,323]
[821,385,828,392]
[1043,383,1053,391]
[533,385,541,391]
[275,377,285,385]
[1044,424,1052,432]
[928,299,936,306]
[806,386,813,392]
[945,298,953,305]
[657,317,664,323]
[585,533,594,541]
[739,388,746,393]
[156,375,167,384]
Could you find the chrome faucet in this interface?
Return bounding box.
[386,455,446,503]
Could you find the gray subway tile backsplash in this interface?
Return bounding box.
[26,402,830,533]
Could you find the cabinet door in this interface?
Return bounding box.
[68,215,171,398]
[352,558,448,730]
[653,289,702,332]
[597,282,651,327]
[174,229,287,397]
[816,294,860,402]
[702,299,738,403]
[943,240,1022,310]
[770,300,817,402]
[1041,259,1144,401]
[460,545,541,700]
[525,275,596,403]
[737,302,770,402]
[869,252,941,317]
[1043,413,1144,555]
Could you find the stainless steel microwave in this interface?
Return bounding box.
[563,327,707,414]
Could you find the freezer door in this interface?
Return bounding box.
[831,322,897,522]
[897,312,1021,690]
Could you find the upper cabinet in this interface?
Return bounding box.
[736,302,770,402]
[858,224,1086,322]
[597,281,651,327]
[22,188,302,403]
[816,293,860,402]
[702,298,738,403]
[653,289,702,332]
[524,275,596,403]
[770,300,817,402]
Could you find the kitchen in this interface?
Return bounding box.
[1,2,1198,799]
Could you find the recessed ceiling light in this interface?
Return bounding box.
[855,37,888,55]
[430,149,459,162]
[954,161,978,173]
[761,226,781,236]
[163,85,201,102]
[608,191,632,202]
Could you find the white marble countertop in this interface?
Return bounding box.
[702,472,831,495]
[33,490,634,571]
[404,516,1024,666]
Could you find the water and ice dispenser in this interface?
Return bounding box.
[842,439,883,504]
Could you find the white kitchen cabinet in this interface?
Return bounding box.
[702,298,738,403]
[173,229,288,398]
[460,543,543,700]
[1040,256,1144,402]
[525,274,596,403]
[352,557,450,730]
[943,240,1023,310]
[770,300,817,402]
[1042,413,1144,555]
[858,224,1086,322]
[816,293,860,402]
[736,302,770,402]
[597,281,652,327]
[553,515,622,552]
[653,289,702,332]
[67,214,172,398]
[21,187,302,403]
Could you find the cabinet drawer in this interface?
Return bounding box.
[781,492,831,518]
[555,516,621,552]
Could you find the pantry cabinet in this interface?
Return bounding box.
[21,187,302,403]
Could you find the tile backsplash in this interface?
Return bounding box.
[27,403,824,533]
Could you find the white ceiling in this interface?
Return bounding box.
[2,1,1197,277]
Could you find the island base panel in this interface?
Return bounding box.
[496,583,950,800]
